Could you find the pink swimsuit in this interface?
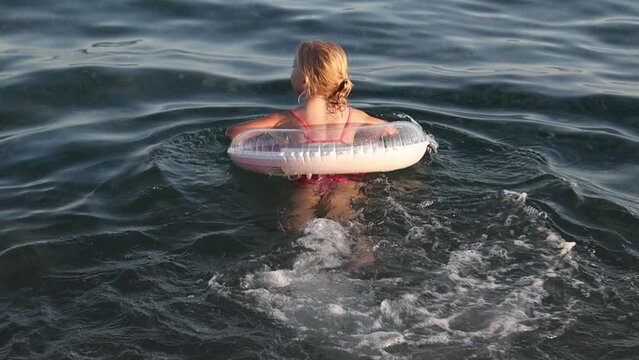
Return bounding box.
[287,107,365,186]
[288,107,352,144]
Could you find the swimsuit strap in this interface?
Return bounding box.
[339,107,352,143]
[288,109,313,140]
[289,107,352,143]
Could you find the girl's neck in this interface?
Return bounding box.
[298,96,347,111]
[299,96,327,108]
[296,96,347,124]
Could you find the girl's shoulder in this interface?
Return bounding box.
[252,111,298,127]
[348,107,369,121]
[348,107,386,125]
[226,111,293,140]
[259,111,289,123]
[272,111,301,129]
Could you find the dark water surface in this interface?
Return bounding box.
[1,0,638,359]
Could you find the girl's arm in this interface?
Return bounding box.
[362,116,387,125]
[351,109,397,136]
[350,108,387,125]
[225,112,287,140]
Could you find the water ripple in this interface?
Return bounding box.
[1,0,638,358]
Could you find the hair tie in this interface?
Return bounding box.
[336,79,348,92]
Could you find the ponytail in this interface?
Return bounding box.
[327,78,353,113]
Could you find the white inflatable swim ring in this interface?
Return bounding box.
[228,121,436,176]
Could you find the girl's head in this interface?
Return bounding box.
[291,40,353,111]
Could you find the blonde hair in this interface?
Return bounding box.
[296,40,353,113]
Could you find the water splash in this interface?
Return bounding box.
[208,190,582,357]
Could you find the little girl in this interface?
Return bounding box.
[225,40,388,142]
[227,40,387,236]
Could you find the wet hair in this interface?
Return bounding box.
[296,40,353,113]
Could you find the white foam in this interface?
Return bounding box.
[326,304,347,316]
[217,220,369,330]
[294,219,353,270]
[514,239,534,249]
[446,250,499,290]
[545,232,576,257]
[207,189,583,356]
[502,189,528,204]
[256,270,293,288]
[355,331,406,349]
[418,199,436,208]
[488,245,510,259]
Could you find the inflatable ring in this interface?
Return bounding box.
[228,121,436,176]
